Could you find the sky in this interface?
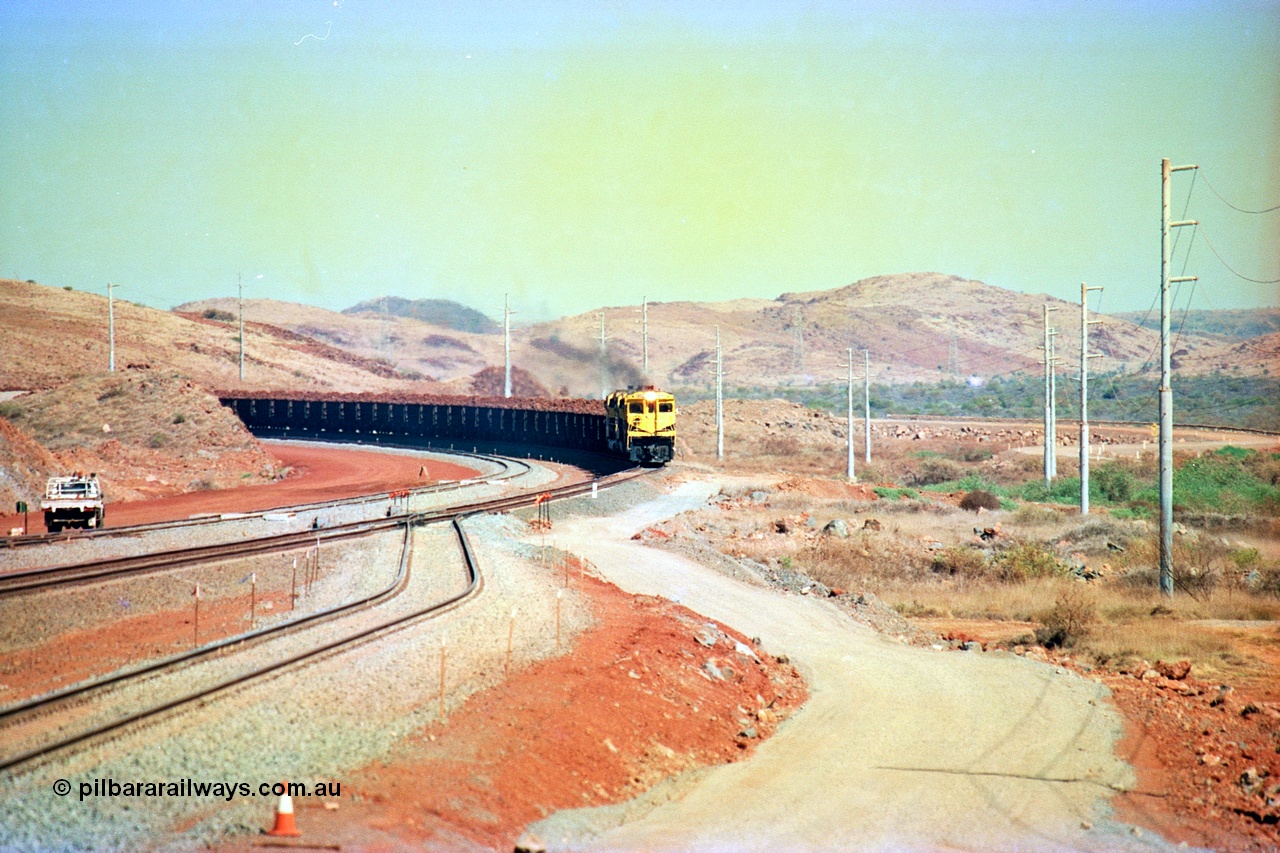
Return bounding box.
[1,1,1277,322]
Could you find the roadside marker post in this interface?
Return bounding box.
[193,583,200,647]
[249,572,257,627]
[291,557,297,610]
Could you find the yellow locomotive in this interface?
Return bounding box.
[604,387,677,465]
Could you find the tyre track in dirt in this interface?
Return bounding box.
[532,480,1184,853]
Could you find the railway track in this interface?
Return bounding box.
[1,448,530,551]
[0,465,648,773]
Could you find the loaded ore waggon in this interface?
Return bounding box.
[41,474,105,532]
[219,389,679,467]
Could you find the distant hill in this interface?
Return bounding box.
[170,274,1279,400]
[1,281,439,394]
[343,297,500,335]
[1112,308,1280,341]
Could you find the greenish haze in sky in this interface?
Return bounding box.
[1,1,1277,321]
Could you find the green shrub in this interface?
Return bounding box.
[993,541,1064,581]
[172,412,186,424]
[914,458,966,486]
[1012,504,1060,525]
[932,546,989,579]
[148,432,169,448]
[874,487,919,500]
[1092,464,1135,503]
[0,402,22,419]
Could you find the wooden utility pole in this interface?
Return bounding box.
[1160,157,1199,597]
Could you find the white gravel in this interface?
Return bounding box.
[0,501,598,851]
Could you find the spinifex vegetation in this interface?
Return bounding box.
[674,373,1280,431]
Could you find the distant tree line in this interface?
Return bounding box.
[672,372,1279,431]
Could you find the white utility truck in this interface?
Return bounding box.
[41,474,105,532]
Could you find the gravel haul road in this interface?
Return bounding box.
[533,480,1180,853]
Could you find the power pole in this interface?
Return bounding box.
[238,273,245,382]
[107,282,118,372]
[1079,282,1104,515]
[715,325,724,460]
[846,348,856,480]
[1049,327,1058,478]
[598,312,607,400]
[791,305,803,378]
[641,296,649,376]
[503,293,512,398]
[864,348,872,464]
[1042,304,1058,486]
[1160,157,1199,597]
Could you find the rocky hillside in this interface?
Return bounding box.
[343,297,501,334]
[0,280,442,394]
[0,415,62,513]
[0,369,279,504]
[178,274,1277,400]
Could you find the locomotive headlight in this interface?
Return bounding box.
[643,391,657,402]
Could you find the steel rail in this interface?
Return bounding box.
[0,516,405,597]
[0,520,414,726]
[0,461,633,597]
[0,467,645,772]
[2,449,528,549]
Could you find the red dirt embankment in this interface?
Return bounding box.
[0,443,479,532]
[216,568,807,852]
[96,442,480,528]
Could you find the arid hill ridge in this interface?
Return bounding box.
[179,273,1273,399]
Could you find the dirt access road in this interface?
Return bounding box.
[534,481,1177,853]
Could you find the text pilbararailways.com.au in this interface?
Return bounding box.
[52,778,341,802]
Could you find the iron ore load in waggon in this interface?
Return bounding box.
[604,386,677,465]
[217,390,677,465]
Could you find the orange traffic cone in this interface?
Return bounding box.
[266,784,301,837]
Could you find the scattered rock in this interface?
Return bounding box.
[1210,685,1234,708]
[862,518,882,531]
[822,518,850,538]
[1155,659,1192,680]
[961,641,982,652]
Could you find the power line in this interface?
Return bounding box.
[1199,170,1280,214]
[1197,226,1280,284]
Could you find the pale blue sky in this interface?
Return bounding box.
[1,1,1276,321]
